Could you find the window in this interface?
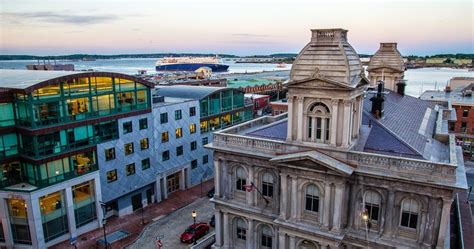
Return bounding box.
[161,132,169,143]
[106,169,117,182]
[176,128,183,138]
[463,109,469,118]
[190,123,196,134]
[236,218,246,241]
[123,121,132,134]
[190,107,196,117]
[236,167,246,191]
[200,120,209,133]
[140,138,149,150]
[364,191,381,222]
[162,150,170,161]
[461,122,467,132]
[306,102,331,143]
[262,173,274,197]
[261,225,273,249]
[125,163,135,176]
[124,142,134,155]
[176,146,183,156]
[400,199,419,229]
[142,158,150,170]
[139,118,148,130]
[160,113,168,124]
[203,155,209,164]
[175,110,182,120]
[105,148,115,161]
[191,141,197,151]
[72,181,96,228]
[202,137,208,145]
[191,159,198,169]
[305,184,319,212]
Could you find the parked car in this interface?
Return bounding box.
[207,188,215,198]
[180,222,210,243]
[210,215,215,227]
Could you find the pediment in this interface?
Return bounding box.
[288,76,355,90]
[270,150,354,176]
[367,66,403,73]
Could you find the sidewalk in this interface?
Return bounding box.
[50,179,214,249]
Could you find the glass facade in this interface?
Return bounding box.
[73,181,97,228]
[40,191,69,242]
[7,198,32,245]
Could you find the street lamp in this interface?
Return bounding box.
[192,210,197,225]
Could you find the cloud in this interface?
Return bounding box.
[1,12,119,25]
[229,33,286,38]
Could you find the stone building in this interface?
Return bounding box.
[208,29,467,248]
[367,43,406,92]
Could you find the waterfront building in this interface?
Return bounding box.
[420,84,474,159]
[367,43,406,92]
[270,99,288,116]
[245,94,271,116]
[157,86,253,182]
[208,29,467,248]
[0,70,153,248]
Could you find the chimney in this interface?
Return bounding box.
[370,81,385,118]
[396,80,406,96]
[445,86,452,93]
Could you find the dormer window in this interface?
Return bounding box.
[306,102,331,143]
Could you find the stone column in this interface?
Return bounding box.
[214,159,221,197]
[321,117,326,142]
[27,196,42,249]
[342,101,351,146]
[155,176,162,202]
[436,198,452,248]
[93,175,104,227]
[180,168,186,190]
[352,98,359,138]
[290,177,298,219]
[280,173,288,219]
[247,166,255,206]
[312,117,317,141]
[383,190,395,237]
[296,96,304,141]
[287,97,294,140]
[278,231,286,249]
[223,212,230,248]
[289,235,296,249]
[214,211,223,247]
[247,219,254,249]
[65,187,77,239]
[330,99,339,145]
[323,183,332,228]
[331,184,344,232]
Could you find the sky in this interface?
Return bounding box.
[0,0,473,56]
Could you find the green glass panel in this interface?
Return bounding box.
[0,103,15,127]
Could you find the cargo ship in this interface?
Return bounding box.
[155,56,229,72]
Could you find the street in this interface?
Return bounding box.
[126,197,214,249]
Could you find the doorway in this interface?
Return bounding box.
[167,172,180,194]
[131,193,142,211]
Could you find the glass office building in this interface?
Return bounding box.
[0,69,153,248]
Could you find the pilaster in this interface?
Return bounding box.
[290,177,298,219]
[223,212,230,248]
[296,96,304,141]
[214,159,221,197]
[247,219,254,249]
[330,99,339,146]
[323,182,332,228]
[214,211,223,247]
[436,198,452,248]
[331,184,344,232]
[280,173,288,219]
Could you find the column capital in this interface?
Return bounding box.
[296,96,304,102]
[331,99,339,106]
[343,99,354,106]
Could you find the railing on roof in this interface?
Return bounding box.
[213,113,458,183]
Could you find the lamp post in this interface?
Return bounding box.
[192,210,197,225]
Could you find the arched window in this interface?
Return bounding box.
[305,184,320,213]
[236,167,247,191]
[364,191,381,222]
[400,199,419,229]
[262,173,274,197]
[236,218,247,241]
[306,102,331,143]
[260,225,273,249]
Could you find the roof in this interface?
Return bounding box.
[289,28,364,86]
[246,90,447,161]
[157,85,243,100]
[367,43,405,72]
[0,69,154,93]
[420,89,474,106]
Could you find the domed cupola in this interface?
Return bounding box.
[367,43,406,92]
[290,28,365,87]
[286,29,368,149]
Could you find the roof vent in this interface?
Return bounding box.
[370,81,385,119]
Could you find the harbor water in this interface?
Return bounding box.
[1,58,473,97]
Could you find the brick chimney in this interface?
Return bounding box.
[370,81,385,118]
